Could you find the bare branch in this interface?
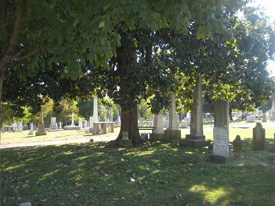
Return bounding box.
[9,40,47,66]
[0,0,26,72]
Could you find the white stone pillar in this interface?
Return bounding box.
[151,113,164,140]
[164,93,181,141]
[93,96,99,122]
[71,112,75,126]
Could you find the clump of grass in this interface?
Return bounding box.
[1,140,275,206]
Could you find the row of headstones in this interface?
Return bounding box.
[138,115,191,128]
[232,123,268,152]
[3,121,25,132]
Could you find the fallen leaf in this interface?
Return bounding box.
[130,178,135,182]
[121,197,125,200]
[229,188,234,191]
[40,199,47,202]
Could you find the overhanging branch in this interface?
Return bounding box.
[8,40,47,66]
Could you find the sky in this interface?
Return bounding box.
[251,0,275,76]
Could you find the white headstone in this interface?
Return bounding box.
[122,132,129,140]
[71,112,75,126]
[213,126,229,156]
[50,117,57,129]
[28,123,34,135]
[79,119,83,129]
[84,120,88,130]
[18,121,23,132]
[246,115,255,122]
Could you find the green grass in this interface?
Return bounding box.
[0,128,120,145]
[1,121,275,205]
[1,138,275,205]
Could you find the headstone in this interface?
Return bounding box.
[180,121,187,128]
[139,117,143,127]
[209,100,233,164]
[257,110,261,120]
[79,119,83,129]
[84,120,88,130]
[185,117,191,126]
[71,112,75,126]
[253,123,265,150]
[17,121,23,132]
[28,123,34,135]
[36,113,47,136]
[119,132,132,147]
[164,93,181,141]
[50,117,57,130]
[180,76,210,147]
[151,113,164,141]
[246,115,255,122]
[89,116,93,128]
[233,135,243,152]
[270,100,275,121]
[59,122,62,129]
[262,113,267,122]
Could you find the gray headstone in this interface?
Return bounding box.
[233,135,243,152]
[253,123,265,150]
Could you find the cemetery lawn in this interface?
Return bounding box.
[1,138,275,206]
[0,128,121,145]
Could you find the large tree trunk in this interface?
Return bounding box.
[115,40,143,146]
[0,0,26,126]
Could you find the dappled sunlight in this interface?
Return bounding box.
[38,169,59,182]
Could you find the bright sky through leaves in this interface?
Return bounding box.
[252,0,275,76]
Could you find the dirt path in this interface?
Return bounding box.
[0,136,117,150]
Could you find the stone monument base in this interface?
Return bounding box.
[64,126,81,130]
[209,154,234,164]
[150,133,164,141]
[35,131,47,136]
[164,130,181,141]
[28,130,34,135]
[180,134,210,147]
[118,139,133,147]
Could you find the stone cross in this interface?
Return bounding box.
[253,123,265,150]
[233,135,243,152]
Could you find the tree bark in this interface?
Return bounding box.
[0,0,26,126]
[115,40,142,146]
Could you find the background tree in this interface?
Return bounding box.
[1,0,247,145]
